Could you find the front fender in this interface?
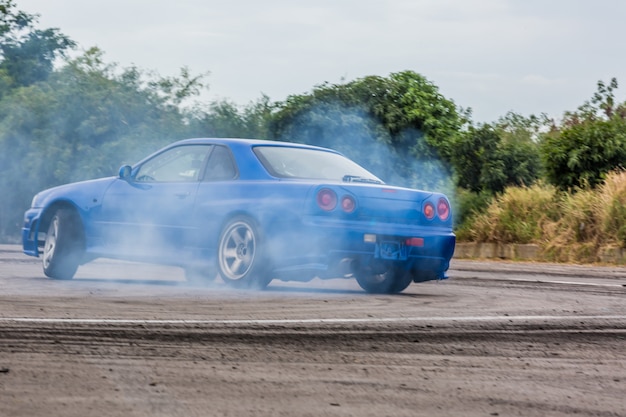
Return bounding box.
[22,177,117,257]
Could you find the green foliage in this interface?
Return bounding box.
[0,1,31,39]
[0,0,266,241]
[189,94,276,139]
[4,0,626,254]
[592,78,619,119]
[542,78,626,191]
[451,125,499,192]
[453,189,494,241]
[491,139,542,190]
[269,71,464,191]
[541,117,626,190]
[452,119,543,194]
[272,70,465,151]
[0,0,75,88]
[0,47,207,239]
[148,66,209,108]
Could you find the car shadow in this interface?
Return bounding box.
[65,276,438,297]
[69,276,367,295]
[264,284,365,295]
[69,277,186,287]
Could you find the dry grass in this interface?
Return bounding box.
[460,170,626,262]
[461,182,557,244]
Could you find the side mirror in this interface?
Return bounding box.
[118,165,132,180]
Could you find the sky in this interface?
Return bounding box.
[16,0,626,123]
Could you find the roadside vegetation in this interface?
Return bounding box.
[1,1,626,263]
[457,170,626,262]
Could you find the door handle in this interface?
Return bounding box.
[174,191,191,199]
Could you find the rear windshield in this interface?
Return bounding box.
[253,145,382,183]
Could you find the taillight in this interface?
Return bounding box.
[405,237,424,247]
[341,196,356,213]
[317,189,337,211]
[437,197,450,221]
[424,202,435,220]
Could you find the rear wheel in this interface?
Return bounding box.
[217,216,271,289]
[42,209,84,280]
[355,265,413,294]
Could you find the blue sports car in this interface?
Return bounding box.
[23,138,455,293]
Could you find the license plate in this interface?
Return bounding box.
[378,241,406,260]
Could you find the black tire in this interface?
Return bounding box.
[217,216,271,289]
[355,265,413,294]
[42,209,85,280]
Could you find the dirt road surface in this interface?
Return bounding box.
[1,245,624,417]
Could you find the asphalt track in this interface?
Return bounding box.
[0,245,624,417]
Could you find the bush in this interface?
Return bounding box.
[461,171,626,263]
[599,170,626,246]
[453,189,493,241]
[540,170,626,262]
[460,183,558,244]
[542,188,600,262]
[541,117,626,191]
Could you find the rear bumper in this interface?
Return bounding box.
[271,217,456,279]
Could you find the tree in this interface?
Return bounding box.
[0,0,75,89]
[451,113,544,194]
[490,112,545,191]
[451,124,500,193]
[268,71,465,190]
[189,94,276,139]
[542,118,626,190]
[592,77,619,119]
[148,65,209,108]
[0,48,209,240]
[542,78,626,190]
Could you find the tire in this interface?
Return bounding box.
[42,209,85,280]
[355,264,413,294]
[217,216,271,289]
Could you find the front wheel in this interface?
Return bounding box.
[355,265,413,294]
[42,209,85,280]
[217,217,271,289]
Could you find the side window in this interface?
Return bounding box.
[204,146,237,181]
[135,145,212,182]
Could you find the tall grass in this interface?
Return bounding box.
[599,170,626,245]
[459,182,558,244]
[543,188,601,262]
[459,170,626,263]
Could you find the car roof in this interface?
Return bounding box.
[173,137,337,153]
[131,138,346,181]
